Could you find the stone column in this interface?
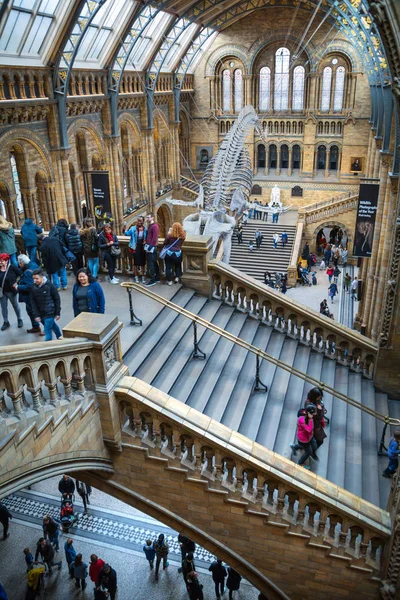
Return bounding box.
[325,149,330,178]
[170,122,181,185]
[276,147,281,176]
[6,194,19,226]
[59,150,76,222]
[362,156,390,332]
[288,148,293,176]
[337,148,342,179]
[372,141,381,179]
[370,159,395,340]
[109,140,124,231]
[209,76,216,114]
[181,235,214,297]
[142,129,157,213]
[365,129,374,177]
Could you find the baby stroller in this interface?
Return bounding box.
[25,563,46,599]
[60,495,76,532]
[298,266,312,286]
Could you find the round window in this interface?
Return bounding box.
[229,61,235,68]
[332,58,338,65]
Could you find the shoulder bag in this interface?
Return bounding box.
[0,263,10,299]
[160,238,179,260]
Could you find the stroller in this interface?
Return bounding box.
[60,495,76,532]
[25,563,46,599]
[298,266,312,286]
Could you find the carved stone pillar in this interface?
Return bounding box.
[373,142,382,179]
[181,235,214,297]
[362,157,389,332]
[59,150,76,222]
[325,149,331,178]
[276,147,281,176]
[5,194,19,226]
[288,148,293,176]
[110,141,124,230]
[142,129,157,212]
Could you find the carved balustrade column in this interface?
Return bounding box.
[28,385,43,411]
[361,157,390,332]
[370,162,395,340]
[8,389,24,417]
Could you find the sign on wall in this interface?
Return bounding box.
[353,183,379,258]
[91,171,112,228]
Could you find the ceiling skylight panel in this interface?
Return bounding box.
[128,11,172,71]
[162,21,197,72]
[186,30,218,73]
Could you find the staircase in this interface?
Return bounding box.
[230,221,297,281]
[180,175,200,194]
[124,286,399,510]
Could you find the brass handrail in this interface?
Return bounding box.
[122,282,399,426]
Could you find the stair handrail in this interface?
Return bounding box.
[300,192,358,213]
[121,282,399,426]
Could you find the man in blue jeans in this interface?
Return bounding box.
[30,269,62,341]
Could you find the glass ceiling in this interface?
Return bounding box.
[0,0,391,84]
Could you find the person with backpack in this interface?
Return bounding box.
[162,222,186,285]
[39,235,68,291]
[281,230,288,247]
[187,571,204,600]
[344,272,351,293]
[21,218,42,263]
[328,281,338,303]
[326,264,334,283]
[14,254,40,334]
[209,558,227,599]
[96,563,117,600]
[80,219,100,279]
[382,431,400,478]
[66,224,83,274]
[226,567,242,600]
[178,533,195,570]
[333,265,341,284]
[182,551,196,586]
[290,405,318,468]
[153,533,169,581]
[98,224,120,285]
[124,216,147,283]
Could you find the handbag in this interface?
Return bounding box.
[110,244,121,257]
[160,238,179,260]
[0,263,9,299]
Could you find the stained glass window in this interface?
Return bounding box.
[292,66,305,110]
[333,66,345,111]
[10,154,23,212]
[222,69,231,112]
[274,47,290,110]
[234,69,243,113]
[321,66,332,111]
[259,67,271,111]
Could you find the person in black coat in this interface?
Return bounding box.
[66,224,83,274]
[226,567,242,600]
[0,502,12,540]
[39,235,68,290]
[182,552,196,585]
[34,537,62,573]
[30,270,62,341]
[186,572,203,600]
[14,254,40,334]
[209,559,227,599]
[58,474,75,498]
[96,564,117,600]
[0,253,22,331]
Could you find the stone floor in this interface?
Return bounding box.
[0,477,259,600]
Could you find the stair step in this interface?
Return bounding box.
[273,344,311,458]
[327,365,349,489]
[255,337,298,450]
[220,326,274,432]
[361,379,381,507]
[151,299,222,393]
[168,305,237,403]
[344,373,363,498]
[133,293,206,382]
[236,331,286,437]
[186,311,249,412]
[125,288,195,374]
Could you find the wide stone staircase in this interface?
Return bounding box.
[230,221,297,281]
[124,286,399,510]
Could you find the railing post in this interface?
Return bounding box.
[378,419,389,455]
[126,286,143,326]
[191,321,206,360]
[253,354,268,393]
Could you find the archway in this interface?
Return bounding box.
[317,145,326,170]
[269,144,277,169]
[280,144,289,169]
[257,144,266,168]
[156,204,172,238]
[292,145,301,170]
[314,221,351,253]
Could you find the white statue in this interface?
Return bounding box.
[270,185,281,204]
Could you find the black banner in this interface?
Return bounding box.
[353,183,379,258]
[91,172,112,228]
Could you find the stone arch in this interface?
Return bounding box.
[205,44,250,76]
[249,30,315,72]
[314,44,358,73]
[67,118,105,159]
[0,128,54,182]
[312,221,353,244]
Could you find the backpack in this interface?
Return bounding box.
[91,229,99,253]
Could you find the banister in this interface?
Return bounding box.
[121,281,397,426]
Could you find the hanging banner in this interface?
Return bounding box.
[91,172,113,228]
[353,183,379,258]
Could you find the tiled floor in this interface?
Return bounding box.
[0,477,260,600]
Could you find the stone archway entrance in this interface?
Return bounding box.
[313,220,351,253]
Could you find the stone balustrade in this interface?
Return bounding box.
[300,194,359,224]
[208,260,378,377]
[287,219,304,286]
[116,376,390,577]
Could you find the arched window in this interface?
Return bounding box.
[259,67,271,111]
[321,66,332,111]
[274,47,290,110]
[293,122,297,134]
[333,66,345,111]
[337,122,342,135]
[317,145,326,170]
[234,69,243,113]
[324,122,329,134]
[280,121,285,134]
[298,122,303,134]
[257,144,266,168]
[286,122,291,134]
[292,144,301,169]
[10,153,23,212]
[318,122,323,134]
[222,69,231,112]
[292,66,305,110]
[281,144,289,168]
[330,145,339,170]
[331,122,335,134]
[269,144,277,168]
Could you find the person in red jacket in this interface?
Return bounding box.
[290,405,318,468]
[89,554,105,587]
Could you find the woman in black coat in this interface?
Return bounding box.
[226,567,242,599]
[0,252,22,331]
[39,236,68,290]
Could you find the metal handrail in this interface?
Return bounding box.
[121,282,399,426]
